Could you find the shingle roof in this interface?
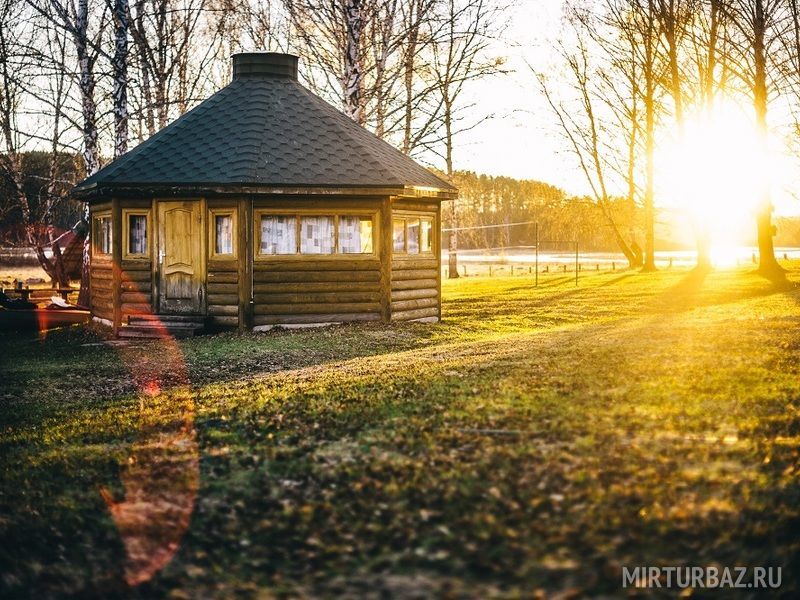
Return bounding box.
[72,56,455,199]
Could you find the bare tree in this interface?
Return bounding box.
[128,0,212,136]
[427,0,503,278]
[536,1,658,269]
[285,0,375,125]
[27,0,107,303]
[725,0,787,275]
[111,0,129,157]
[683,0,732,269]
[0,0,33,236]
[537,25,642,268]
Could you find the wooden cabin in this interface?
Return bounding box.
[72,53,457,336]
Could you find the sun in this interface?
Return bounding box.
[657,101,769,259]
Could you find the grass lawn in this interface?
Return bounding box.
[1,267,799,597]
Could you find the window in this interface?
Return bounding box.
[421,218,433,253]
[256,211,376,257]
[122,209,151,259]
[94,214,112,255]
[301,216,335,254]
[339,216,373,254]
[407,219,420,254]
[209,208,237,258]
[393,214,435,255]
[215,215,233,254]
[260,215,297,255]
[129,215,147,255]
[393,219,406,252]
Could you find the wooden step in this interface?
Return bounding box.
[119,315,205,339]
[118,325,199,339]
[128,314,204,325]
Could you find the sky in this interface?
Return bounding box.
[452,1,569,187]
[450,0,800,218]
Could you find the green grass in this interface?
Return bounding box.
[1,267,799,598]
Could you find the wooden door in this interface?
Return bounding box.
[158,201,203,314]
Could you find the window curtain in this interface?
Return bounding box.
[215,215,233,254]
[393,220,405,252]
[261,216,297,254]
[129,215,147,254]
[339,216,373,253]
[420,219,433,253]
[301,216,334,254]
[99,217,112,254]
[407,219,420,254]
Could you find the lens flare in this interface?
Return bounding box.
[657,101,773,257]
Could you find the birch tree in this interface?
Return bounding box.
[111,0,128,157]
[38,0,104,304]
[0,0,32,237]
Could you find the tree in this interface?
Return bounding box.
[286,0,372,125]
[725,0,786,275]
[111,0,129,157]
[28,0,106,302]
[428,0,504,278]
[685,0,731,269]
[0,0,34,249]
[537,4,643,268]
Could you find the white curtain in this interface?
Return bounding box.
[261,216,297,254]
[339,216,373,253]
[301,216,334,254]
[99,217,112,254]
[420,218,432,253]
[215,215,233,254]
[129,215,147,254]
[393,220,405,252]
[407,219,420,254]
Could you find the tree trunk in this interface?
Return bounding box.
[113,0,129,158]
[343,0,365,125]
[75,0,100,309]
[641,0,657,272]
[402,1,419,154]
[752,0,781,275]
[444,98,459,278]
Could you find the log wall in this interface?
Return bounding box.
[88,196,445,329]
[208,262,240,327]
[119,259,153,321]
[390,201,441,322]
[90,255,114,321]
[252,259,383,325]
[251,198,384,326]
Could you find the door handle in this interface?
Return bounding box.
[158,249,165,264]
[198,286,203,303]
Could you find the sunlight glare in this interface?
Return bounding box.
[657,102,770,255]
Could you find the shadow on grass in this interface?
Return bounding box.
[4,313,799,597]
[652,267,792,314]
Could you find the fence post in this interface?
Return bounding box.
[575,241,578,286]
[534,222,539,288]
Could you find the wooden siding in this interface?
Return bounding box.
[390,256,439,321]
[90,256,113,320]
[120,260,153,320]
[88,196,445,329]
[389,202,441,322]
[252,258,382,325]
[208,261,240,327]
